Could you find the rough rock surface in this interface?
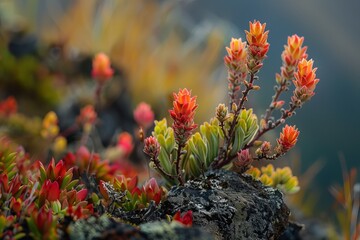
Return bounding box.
[68,215,213,240]
[163,169,290,240]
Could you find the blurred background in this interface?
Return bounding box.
[0,0,359,234]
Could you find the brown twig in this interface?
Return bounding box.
[213,72,256,169]
[263,82,287,123]
[246,104,297,149]
[253,152,282,161]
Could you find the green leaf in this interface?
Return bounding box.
[66,179,78,190]
[158,149,172,174]
[230,124,245,156]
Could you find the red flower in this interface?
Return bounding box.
[63,153,76,169]
[245,20,269,60]
[292,59,319,102]
[143,178,163,204]
[173,210,193,227]
[92,53,114,83]
[134,102,154,129]
[234,149,252,172]
[40,180,61,202]
[76,189,88,202]
[169,89,198,146]
[113,175,138,192]
[44,159,67,184]
[117,132,134,156]
[0,96,17,116]
[10,197,22,215]
[0,174,21,195]
[35,207,53,233]
[143,136,161,160]
[277,125,300,152]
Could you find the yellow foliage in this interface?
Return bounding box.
[7,0,226,122]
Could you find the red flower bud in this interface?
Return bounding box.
[134,102,155,129]
[143,136,161,160]
[117,132,134,156]
[173,210,193,227]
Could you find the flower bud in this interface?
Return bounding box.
[92,53,114,84]
[134,102,155,130]
[216,103,228,122]
[144,136,161,160]
[276,125,299,153]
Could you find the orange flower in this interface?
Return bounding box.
[245,20,269,60]
[133,102,154,129]
[280,35,308,81]
[282,35,308,67]
[92,53,114,83]
[292,59,319,102]
[78,105,97,125]
[277,125,299,152]
[169,89,198,145]
[224,38,247,71]
[77,105,97,132]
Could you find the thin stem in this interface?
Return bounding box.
[94,83,103,111]
[220,121,229,141]
[253,152,282,161]
[175,144,184,185]
[263,82,287,123]
[238,73,256,110]
[213,73,256,169]
[246,104,297,149]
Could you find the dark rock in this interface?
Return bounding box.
[68,215,213,240]
[163,169,290,240]
[68,215,147,240]
[279,221,304,240]
[140,221,214,240]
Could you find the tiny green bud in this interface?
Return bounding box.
[231,103,237,113]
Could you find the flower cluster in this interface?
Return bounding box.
[144,20,318,194]
[245,20,270,73]
[280,35,308,81]
[224,38,248,101]
[292,59,320,104]
[247,164,300,194]
[169,88,198,146]
[99,176,164,211]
